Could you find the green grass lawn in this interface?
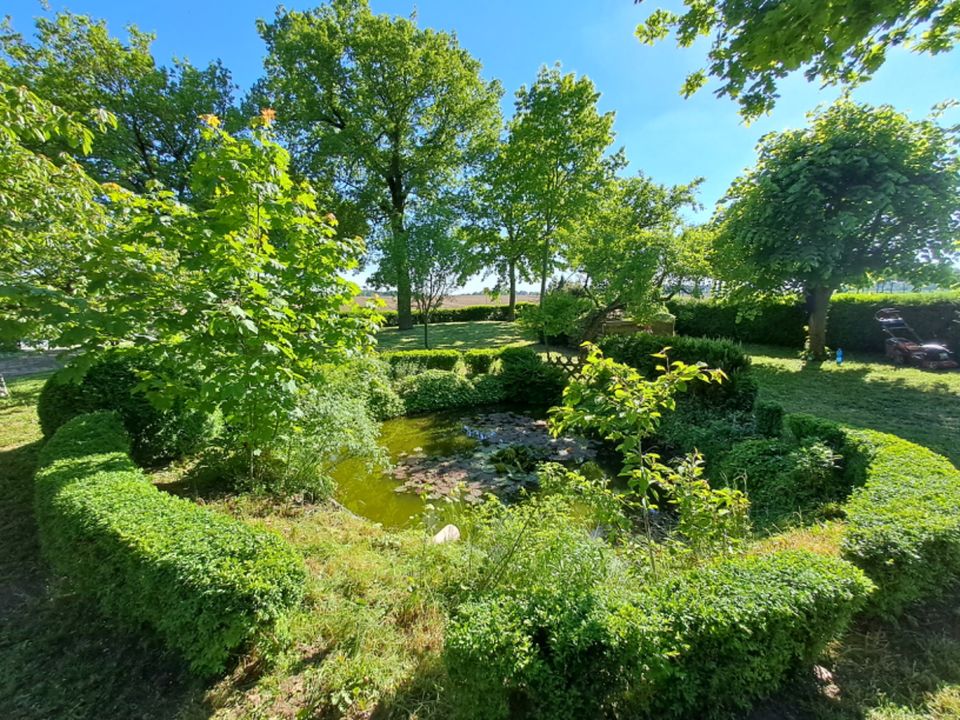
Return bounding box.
[2,338,960,719]
[376,320,535,351]
[746,344,960,466]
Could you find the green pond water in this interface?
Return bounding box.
[333,409,482,528]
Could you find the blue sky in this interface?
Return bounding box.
[6,0,960,291]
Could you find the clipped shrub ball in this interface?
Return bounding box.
[37,353,216,465]
[496,346,566,407]
[396,369,479,414]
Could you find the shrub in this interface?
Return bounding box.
[37,352,215,465]
[447,503,872,720]
[755,400,784,438]
[378,302,537,327]
[599,333,756,410]
[463,348,503,374]
[667,296,807,347]
[395,369,480,414]
[717,438,845,523]
[380,349,462,372]
[656,406,757,474]
[841,427,960,616]
[34,412,306,674]
[326,356,404,420]
[497,346,566,407]
[471,373,507,405]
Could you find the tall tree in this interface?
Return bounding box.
[508,66,620,304]
[1,13,237,195]
[258,0,502,330]
[559,173,701,340]
[637,0,960,120]
[715,99,960,358]
[469,135,539,320]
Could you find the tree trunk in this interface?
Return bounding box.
[507,259,517,321]
[390,211,413,331]
[806,285,834,360]
[538,239,549,306]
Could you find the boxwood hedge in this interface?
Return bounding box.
[378,302,537,327]
[840,427,960,616]
[35,412,306,675]
[447,549,871,719]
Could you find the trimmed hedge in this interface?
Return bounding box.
[599,333,757,410]
[38,353,215,465]
[35,412,306,674]
[378,302,537,327]
[667,292,960,353]
[381,349,462,372]
[840,428,960,616]
[447,549,871,719]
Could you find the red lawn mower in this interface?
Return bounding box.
[875,308,958,370]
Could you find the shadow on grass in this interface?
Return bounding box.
[745,590,960,720]
[0,441,211,720]
[750,362,960,466]
[376,321,535,352]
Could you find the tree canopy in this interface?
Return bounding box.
[715,99,960,357]
[258,0,502,330]
[637,0,960,120]
[1,13,237,195]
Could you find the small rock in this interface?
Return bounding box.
[432,524,461,544]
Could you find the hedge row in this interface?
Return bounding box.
[378,302,537,327]
[35,412,306,674]
[667,292,960,352]
[447,550,871,718]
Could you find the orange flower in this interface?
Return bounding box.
[260,108,277,125]
[199,113,221,128]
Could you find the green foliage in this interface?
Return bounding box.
[331,356,405,421]
[377,302,537,327]
[259,0,502,328]
[841,428,960,617]
[448,493,871,720]
[717,438,845,524]
[1,12,237,194]
[599,332,756,410]
[462,347,503,374]
[715,100,960,357]
[656,405,758,474]
[471,373,508,406]
[668,292,960,352]
[395,369,481,414]
[669,452,751,555]
[755,400,785,438]
[636,0,960,120]
[381,349,462,373]
[37,352,215,465]
[34,412,306,674]
[9,116,379,475]
[517,285,592,344]
[496,346,566,406]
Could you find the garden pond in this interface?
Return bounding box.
[333,408,609,528]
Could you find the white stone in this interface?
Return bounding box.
[432,524,461,544]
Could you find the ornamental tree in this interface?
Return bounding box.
[637,0,960,120]
[508,66,621,303]
[1,13,237,195]
[5,112,380,470]
[558,173,701,340]
[715,100,960,359]
[258,0,502,330]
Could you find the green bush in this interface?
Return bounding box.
[599,333,757,410]
[717,438,845,524]
[497,346,566,407]
[34,412,306,674]
[325,356,404,420]
[755,400,784,438]
[463,348,503,374]
[37,352,216,465]
[656,406,757,475]
[378,302,537,327]
[447,512,872,720]
[667,292,960,352]
[380,349,462,372]
[395,370,480,414]
[471,373,507,405]
[841,428,960,616]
